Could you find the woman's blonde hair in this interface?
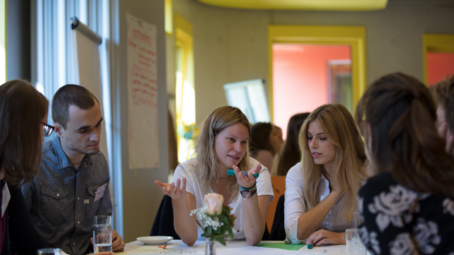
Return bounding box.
[299,104,367,221]
[195,106,251,200]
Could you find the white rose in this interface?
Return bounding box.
[204,193,224,215]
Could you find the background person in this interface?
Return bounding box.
[284,104,368,246]
[155,106,273,246]
[273,113,310,177]
[356,73,454,254]
[249,122,283,175]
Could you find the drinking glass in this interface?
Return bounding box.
[93,215,112,253]
[94,215,111,225]
[346,228,366,255]
[353,212,362,228]
[37,248,63,255]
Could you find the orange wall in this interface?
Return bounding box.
[272,44,351,138]
[427,53,454,86]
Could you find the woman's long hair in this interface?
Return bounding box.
[299,104,368,221]
[355,73,454,198]
[249,122,275,157]
[195,106,251,200]
[275,113,310,176]
[0,80,49,186]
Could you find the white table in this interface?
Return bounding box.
[123,240,347,255]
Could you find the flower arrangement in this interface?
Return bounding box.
[190,193,236,248]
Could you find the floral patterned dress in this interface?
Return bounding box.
[358,172,454,255]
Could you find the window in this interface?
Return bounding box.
[224,79,270,124]
[174,14,195,162]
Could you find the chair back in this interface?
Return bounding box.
[266,176,286,232]
[269,194,286,240]
[150,195,181,239]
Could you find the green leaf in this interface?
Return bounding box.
[219,215,228,225]
[196,220,203,229]
[206,226,212,237]
[215,236,226,246]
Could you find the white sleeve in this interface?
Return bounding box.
[173,164,195,196]
[284,164,307,244]
[255,160,274,202]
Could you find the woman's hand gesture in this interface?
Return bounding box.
[155,178,187,202]
[232,164,261,188]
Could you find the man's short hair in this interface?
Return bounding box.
[52,85,99,129]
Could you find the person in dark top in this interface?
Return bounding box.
[355,73,454,254]
[0,80,49,254]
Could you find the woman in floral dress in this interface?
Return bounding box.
[355,73,454,255]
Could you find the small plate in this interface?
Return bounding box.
[137,236,173,245]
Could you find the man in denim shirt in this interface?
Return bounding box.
[22,85,125,255]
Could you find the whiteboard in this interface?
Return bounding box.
[126,14,159,169]
[72,28,109,167]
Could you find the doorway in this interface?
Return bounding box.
[272,44,352,137]
[423,34,454,86]
[268,25,366,138]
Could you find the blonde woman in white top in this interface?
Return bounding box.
[284,104,368,246]
[155,106,273,246]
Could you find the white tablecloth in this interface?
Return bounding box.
[123,240,347,255]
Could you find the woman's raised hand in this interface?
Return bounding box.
[327,173,343,195]
[155,178,187,202]
[232,164,261,188]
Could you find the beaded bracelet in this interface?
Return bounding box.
[240,186,257,199]
[239,182,256,191]
[239,182,257,199]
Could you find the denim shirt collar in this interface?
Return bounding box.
[51,136,93,170]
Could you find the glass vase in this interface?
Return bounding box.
[205,238,216,255]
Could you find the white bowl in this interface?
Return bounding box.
[137,236,173,245]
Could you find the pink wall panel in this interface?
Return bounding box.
[272,44,350,138]
[427,53,454,86]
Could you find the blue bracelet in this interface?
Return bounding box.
[239,182,256,191]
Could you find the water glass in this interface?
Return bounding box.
[94,215,111,225]
[346,228,366,255]
[37,248,63,255]
[352,212,362,228]
[93,216,112,253]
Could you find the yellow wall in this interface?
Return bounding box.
[173,0,454,125]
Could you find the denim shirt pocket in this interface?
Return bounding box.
[40,186,70,226]
[85,184,103,220]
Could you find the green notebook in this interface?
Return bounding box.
[257,243,306,251]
